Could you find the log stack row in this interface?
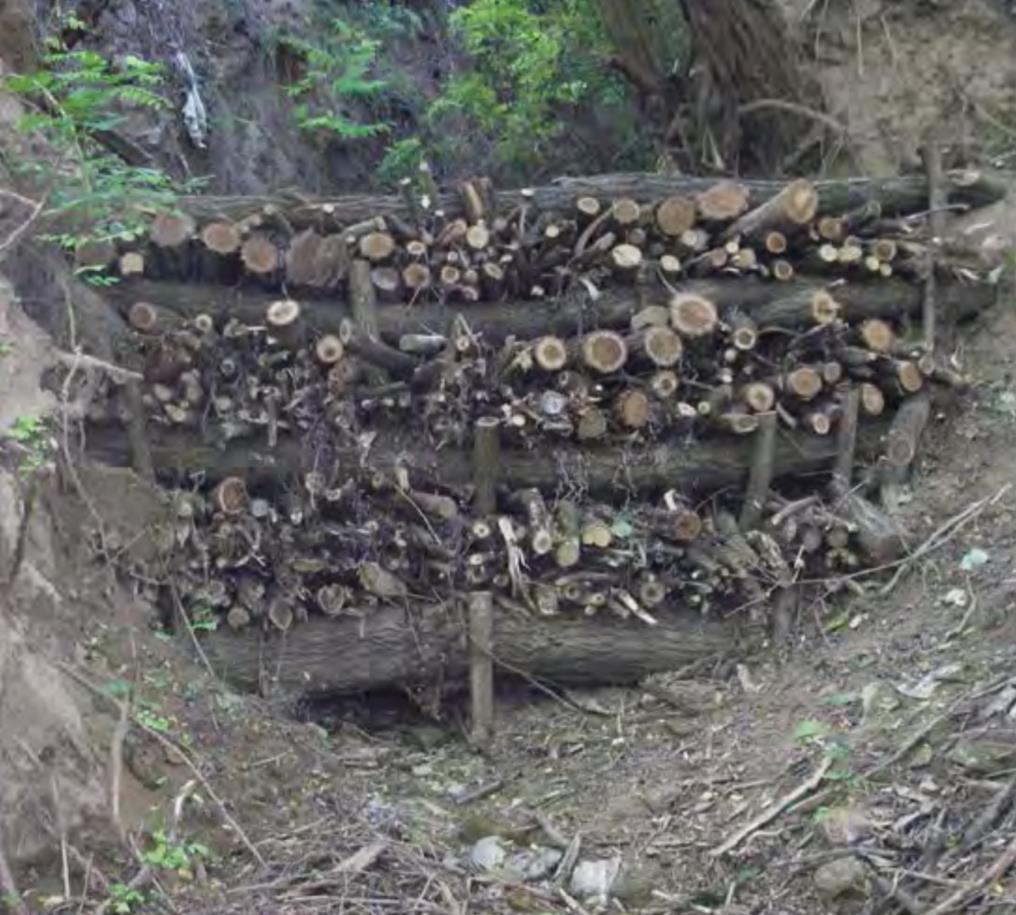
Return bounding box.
[94,170,1002,648]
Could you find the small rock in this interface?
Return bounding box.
[570,857,621,901]
[469,835,508,872]
[505,846,563,881]
[813,857,868,899]
[820,806,872,847]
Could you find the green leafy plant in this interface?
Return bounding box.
[374,136,425,187]
[141,829,210,879]
[6,414,52,474]
[107,883,145,914]
[278,17,391,141]
[188,602,219,633]
[793,719,831,744]
[2,29,199,278]
[428,0,631,177]
[135,699,172,733]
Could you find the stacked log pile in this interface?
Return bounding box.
[87,169,1004,694]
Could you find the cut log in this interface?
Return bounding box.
[265,299,303,349]
[730,315,759,351]
[627,326,683,367]
[770,259,794,281]
[285,229,348,290]
[816,216,845,242]
[314,334,345,365]
[614,389,651,429]
[203,605,728,695]
[358,231,396,262]
[650,370,680,399]
[860,382,886,417]
[576,196,602,220]
[213,476,248,516]
[723,179,818,241]
[858,318,895,353]
[465,224,490,251]
[695,181,750,222]
[885,391,931,468]
[127,301,161,334]
[740,382,775,413]
[150,212,196,249]
[371,266,402,302]
[119,251,145,278]
[656,196,697,236]
[574,330,628,374]
[611,198,641,226]
[201,221,241,255]
[785,366,823,401]
[763,231,787,255]
[752,288,839,327]
[75,238,117,271]
[670,293,718,338]
[610,243,643,274]
[576,407,608,442]
[533,336,568,371]
[240,233,280,279]
[402,262,432,294]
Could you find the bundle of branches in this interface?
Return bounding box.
[83,169,1003,696]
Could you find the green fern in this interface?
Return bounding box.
[278,17,391,142]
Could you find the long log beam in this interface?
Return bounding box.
[84,418,889,498]
[202,604,728,695]
[107,278,996,347]
[178,169,1008,229]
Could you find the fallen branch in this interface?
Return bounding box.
[709,755,832,857]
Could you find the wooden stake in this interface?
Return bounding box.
[468,590,495,746]
[739,411,777,531]
[265,298,303,349]
[473,416,501,515]
[885,391,930,468]
[831,385,860,498]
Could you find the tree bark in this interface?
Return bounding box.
[202,604,728,695]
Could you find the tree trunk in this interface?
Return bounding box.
[173,170,1007,231]
[107,276,997,347]
[84,416,890,499]
[202,605,728,695]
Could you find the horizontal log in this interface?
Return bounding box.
[202,604,727,695]
[106,277,996,347]
[176,169,1008,230]
[84,418,890,498]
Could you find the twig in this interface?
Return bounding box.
[921,833,1016,915]
[110,687,129,842]
[737,98,848,135]
[53,350,142,383]
[920,135,945,350]
[169,582,219,682]
[51,775,71,901]
[0,190,46,260]
[58,663,266,867]
[710,755,832,857]
[878,485,1009,596]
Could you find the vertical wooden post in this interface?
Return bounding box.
[473,416,501,516]
[739,410,777,531]
[831,385,861,500]
[468,590,495,747]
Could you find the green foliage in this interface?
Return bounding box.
[278,17,391,141]
[107,883,145,914]
[2,28,199,277]
[428,0,631,176]
[6,415,52,474]
[188,603,219,633]
[141,829,210,877]
[374,136,425,187]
